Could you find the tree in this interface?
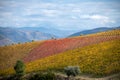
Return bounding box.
[32,40,34,42]
[80,34,83,36]
[14,60,25,76]
[51,36,56,40]
[18,42,21,44]
[64,66,80,78]
[51,37,54,39]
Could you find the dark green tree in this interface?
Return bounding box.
[32,40,34,42]
[18,42,21,44]
[14,60,25,76]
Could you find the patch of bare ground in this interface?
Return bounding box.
[55,73,120,80]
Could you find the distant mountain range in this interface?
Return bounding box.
[18,27,76,38]
[0,26,119,46]
[69,26,120,37]
[0,34,13,46]
[0,27,56,46]
[0,26,78,46]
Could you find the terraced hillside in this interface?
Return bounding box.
[25,39,120,75]
[84,29,120,37]
[24,30,120,62]
[0,41,43,70]
[0,29,120,75]
[0,39,119,75]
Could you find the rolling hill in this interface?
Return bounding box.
[1,26,119,46]
[0,41,43,70]
[23,29,120,62]
[69,26,120,37]
[0,29,120,76]
[25,39,120,75]
[0,39,120,76]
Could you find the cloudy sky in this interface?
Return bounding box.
[0,0,120,30]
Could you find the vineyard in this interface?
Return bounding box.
[0,41,43,70]
[85,29,120,37]
[25,39,120,75]
[23,30,120,62]
[0,29,120,76]
[0,39,120,75]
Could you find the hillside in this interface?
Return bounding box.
[69,26,120,37]
[0,29,119,76]
[25,39,120,75]
[23,29,120,62]
[0,27,55,46]
[0,41,43,70]
[0,39,119,76]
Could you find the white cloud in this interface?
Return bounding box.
[0,12,13,17]
[90,15,108,20]
[71,16,78,19]
[80,14,115,25]
[0,0,119,29]
[72,9,81,13]
[81,15,108,19]
[41,9,61,17]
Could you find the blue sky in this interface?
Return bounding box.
[0,0,120,30]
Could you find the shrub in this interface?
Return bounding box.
[45,72,55,80]
[29,72,55,80]
[64,66,80,77]
[31,40,34,42]
[29,73,42,80]
[14,60,25,76]
[80,34,83,36]
[18,42,21,44]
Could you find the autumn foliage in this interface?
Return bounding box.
[0,30,120,76]
[0,41,43,70]
[24,30,120,62]
[25,39,120,75]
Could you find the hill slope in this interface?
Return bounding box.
[69,27,120,37]
[23,29,120,62]
[0,29,120,75]
[1,39,119,75]
[0,41,43,70]
[25,39,120,75]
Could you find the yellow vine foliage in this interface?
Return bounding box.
[25,39,119,75]
[73,29,120,38]
[0,30,120,75]
[91,29,120,36]
[0,41,43,70]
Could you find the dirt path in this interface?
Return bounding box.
[55,73,120,80]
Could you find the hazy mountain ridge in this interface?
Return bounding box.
[69,26,120,37]
[18,27,77,38]
[0,26,119,46]
[0,27,56,46]
[0,34,13,46]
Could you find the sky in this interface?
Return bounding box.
[0,0,120,30]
